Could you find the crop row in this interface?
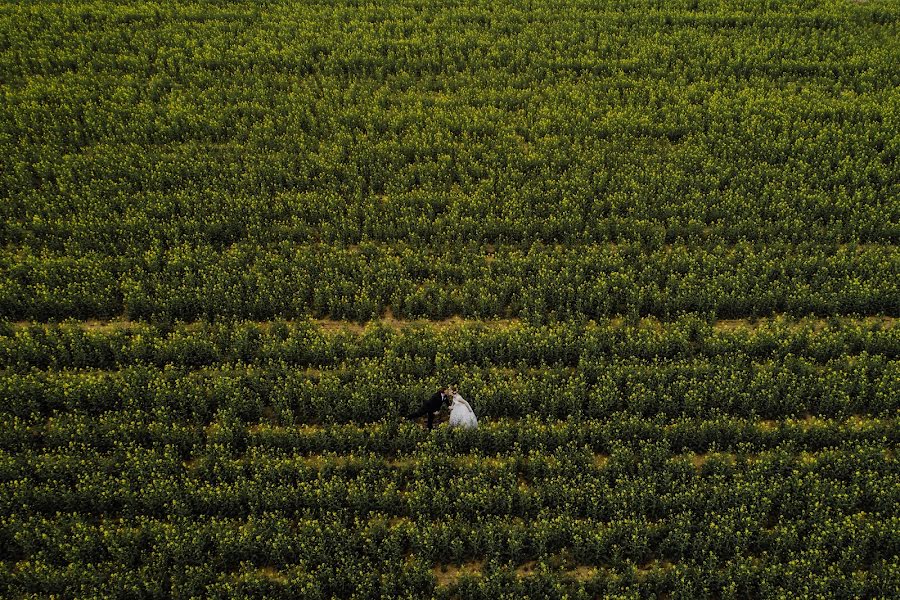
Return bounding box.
[3,316,898,369]
[3,407,896,457]
[3,242,897,321]
[2,353,896,423]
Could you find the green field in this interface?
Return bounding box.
[1,0,899,598]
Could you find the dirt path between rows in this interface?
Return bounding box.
[11,314,897,333]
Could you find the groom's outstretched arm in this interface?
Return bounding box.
[406,391,443,419]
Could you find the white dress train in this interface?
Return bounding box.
[448,394,478,429]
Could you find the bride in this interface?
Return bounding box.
[447,386,478,429]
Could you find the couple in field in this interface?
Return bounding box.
[406,384,478,430]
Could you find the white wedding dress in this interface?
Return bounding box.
[448,394,478,429]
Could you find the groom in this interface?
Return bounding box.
[406,387,451,430]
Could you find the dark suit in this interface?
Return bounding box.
[407,391,447,429]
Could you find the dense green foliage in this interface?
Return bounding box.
[2,0,899,597]
[1,0,898,321]
[1,317,899,422]
[1,319,898,598]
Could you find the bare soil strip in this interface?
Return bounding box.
[432,560,484,586]
[241,413,893,436]
[432,558,673,586]
[9,314,898,333]
[181,444,892,473]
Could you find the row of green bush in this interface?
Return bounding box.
[3,316,898,369]
[3,242,896,321]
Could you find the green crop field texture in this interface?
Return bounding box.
[1,0,899,598]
